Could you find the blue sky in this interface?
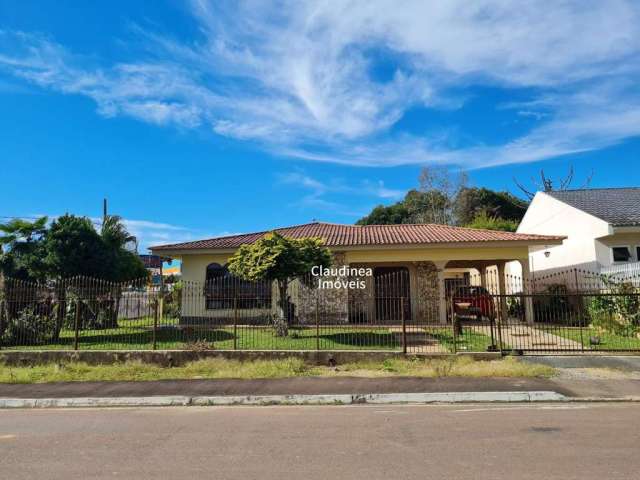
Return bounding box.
[1,0,639,251]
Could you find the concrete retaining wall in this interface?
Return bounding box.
[0,350,501,367]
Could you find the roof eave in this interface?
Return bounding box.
[611,224,640,233]
[150,237,565,255]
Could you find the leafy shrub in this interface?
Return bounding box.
[588,281,640,336]
[465,212,519,232]
[163,282,182,319]
[2,307,57,346]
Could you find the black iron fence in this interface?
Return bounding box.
[1,267,639,353]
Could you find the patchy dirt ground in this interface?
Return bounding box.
[554,367,640,380]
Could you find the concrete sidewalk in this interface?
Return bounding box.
[3,355,640,407]
[1,375,639,407]
[0,376,565,398]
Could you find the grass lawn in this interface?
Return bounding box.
[2,319,401,351]
[553,328,640,351]
[429,327,498,352]
[0,356,555,384]
[2,320,501,352]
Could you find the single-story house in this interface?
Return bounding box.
[151,221,562,324]
[516,188,640,275]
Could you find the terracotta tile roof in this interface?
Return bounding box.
[150,222,564,252]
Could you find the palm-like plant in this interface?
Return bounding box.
[0,217,48,249]
[100,215,137,251]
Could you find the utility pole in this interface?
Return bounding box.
[103,198,108,224]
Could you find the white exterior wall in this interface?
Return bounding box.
[517,192,610,274]
[596,233,640,265]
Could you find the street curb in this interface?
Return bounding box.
[0,391,569,408]
[0,396,192,408]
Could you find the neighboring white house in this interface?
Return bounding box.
[515,188,640,275]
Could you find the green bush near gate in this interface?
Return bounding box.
[587,280,640,336]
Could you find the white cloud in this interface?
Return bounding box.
[277,170,404,217]
[1,1,640,167]
[278,171,404,199]
[362,180,405,200]
[120,219,189,231]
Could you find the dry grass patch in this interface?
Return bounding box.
[0,356,554,384]
[332,356,554,378]
[0,358,311,384]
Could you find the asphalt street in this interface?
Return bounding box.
[1,403,639,480]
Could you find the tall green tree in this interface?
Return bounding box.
[44,215,109,279]
[0,217,48,280]
[454,187,528,225]
[357,189,451,225]
[357,177,528,228]
[0,214,146,282]
[356,200,410,225]
[227,232,332,332]
[358,166,467,226]
[100,215,147,281]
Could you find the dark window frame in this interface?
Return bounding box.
[611,246,632,263]
[204,263,271,310]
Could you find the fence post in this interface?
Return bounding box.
[495,293,504,352]
[401,297,407,354]
[233,291,238,350]
[0,300,4,350]
[159,274,164,324]
[56,281,66,346]
[152,296,158,351]
[573,268,585,352]
[450,294,457,354]
[73,299,81,351]
[315,292,320,352]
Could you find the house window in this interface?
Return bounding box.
[204,263,271,309]
[611,246,631,263]
[636,246,640,262]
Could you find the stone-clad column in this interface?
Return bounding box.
[317,252,349,323]
[414,261,442,324]
[292,251,350,324]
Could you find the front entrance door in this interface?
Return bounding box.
[374,267,411,322]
